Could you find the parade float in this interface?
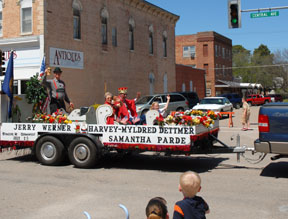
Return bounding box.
[0,94,247,168]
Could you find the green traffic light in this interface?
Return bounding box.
[232,18,238,24]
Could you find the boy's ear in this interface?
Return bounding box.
[198,186,202,192]
[178,184,182,192]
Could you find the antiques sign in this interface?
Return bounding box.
[49,47,84,69]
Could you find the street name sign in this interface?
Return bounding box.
[250,11,279,18]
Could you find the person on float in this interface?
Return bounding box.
[117,87,140,124]
[42,67,74,114]
[150,94,171,119]
[104,92,115,124]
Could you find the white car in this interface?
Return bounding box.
[193,97,233,113]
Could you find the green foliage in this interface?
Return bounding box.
[25,73,47,113]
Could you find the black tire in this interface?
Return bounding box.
[68,137,99,168]
[264,100,269,104]
[35,136,65,166]
[176,107,184,112]
[248,102,252,107]
[235,103,240,109]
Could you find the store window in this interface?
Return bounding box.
[21,0,32,34]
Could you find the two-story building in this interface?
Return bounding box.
[0,0,179,108]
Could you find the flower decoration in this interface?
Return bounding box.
[32,109,72,124]
[156,109,220,128]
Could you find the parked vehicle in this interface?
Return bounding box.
[193,97,233,113]
[264,94,283,102]
[254,102,288,159]
[246,94,271,106]
[178,91,199,109]
[135,93,189,116]
[219,93,242,109]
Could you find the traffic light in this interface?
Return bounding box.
[228,0,241,28]
[0,50,5,76]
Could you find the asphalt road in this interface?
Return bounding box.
[0,106,288,219]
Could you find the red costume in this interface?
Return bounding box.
[117,87,138,120]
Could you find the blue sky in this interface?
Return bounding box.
[147,0,288,53]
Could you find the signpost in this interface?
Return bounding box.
[250,11,279,18]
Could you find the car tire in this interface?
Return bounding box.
[248,102,252,107]
[235,103,241,109]
[264,100,269,104]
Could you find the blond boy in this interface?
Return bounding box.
[173,171,210,219]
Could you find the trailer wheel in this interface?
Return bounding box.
[68,137,98,168]
[35,136,65,166]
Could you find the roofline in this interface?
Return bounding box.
[143,0,180,20]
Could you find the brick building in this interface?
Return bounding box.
[0,0,179,108]
[176,31,233,96]
[175,64,205,99]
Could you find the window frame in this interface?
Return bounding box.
[21,5,32,34]
[183,45,196,58]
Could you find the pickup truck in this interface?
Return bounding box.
[254,102,288,159]
[246,94,271,106]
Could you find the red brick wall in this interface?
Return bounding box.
[175,64,206,99]
[175,32,232,97]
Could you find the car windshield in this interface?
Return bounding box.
[136,96,153,104]
[200,98,224,105]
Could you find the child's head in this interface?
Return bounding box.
[150,102,160,111]
[112,96,121,108]
[145,197,168,219]
[179,171,201,198]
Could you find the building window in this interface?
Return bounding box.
[163,37,167,57]
[112,27,117,47]
[73,9,80,39]
[222,47,225,58]
[148,25,153,54]
[101,17,107,45]
[149,32,153,54]
[21,0,32,34]
[215,45,218,57]
[203,44,208,57]
[206,88,211,97]
[163,31,168,57]
[149,73,155,95]
[204,64,208,75]
[0,11,2,36]
[128,18,135,51]
[190,81,193,92]
[163,73,168,93]
[183,46,196,58]
[72,0,82,39]
[222,65,225,76]
[182,83,186,92]
[101,8,109,45]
